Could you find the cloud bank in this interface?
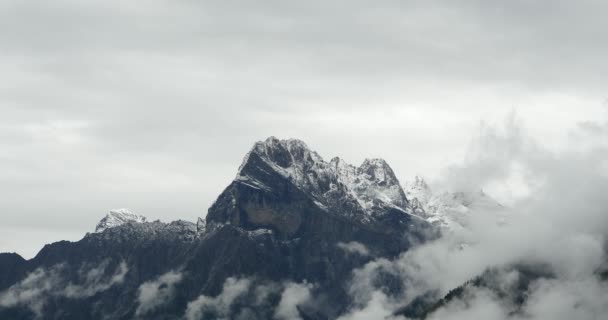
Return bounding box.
[339,113,608,319]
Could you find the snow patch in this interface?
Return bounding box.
[236,137,411,220]
[95,209,147,233]
[403,176,506,231]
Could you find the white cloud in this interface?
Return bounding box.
[337,241,370,256]
[340,114,608,319]
[135,270,183,316]
[184,277,252,320]
[0,259,128,317]
[183,277,316,320]
[337,291,398,320]
[426,288,507,320]
[274,282,313,320]
[0,266,63,316]
[63,260,128,298]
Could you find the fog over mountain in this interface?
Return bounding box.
[2,116,608,319]
[339,115,608,319]
[2,1,608,319]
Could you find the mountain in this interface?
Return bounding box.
[208,137,428,241]
[95,209,148,233]
[403,176,505,231]
[0,137,436,320]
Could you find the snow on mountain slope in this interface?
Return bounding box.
[236,137,411,220]
[404,176,433,218]
[95,209,147,233]
[404,176,505,231]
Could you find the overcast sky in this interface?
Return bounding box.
[2,0,608,258]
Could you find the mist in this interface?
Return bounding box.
[0,259,127,318]
[339,112,608,319]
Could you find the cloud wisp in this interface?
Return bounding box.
[0,259,128,317]
[337,241,371,257]
[135,270,183,316]
[184,277,314,320]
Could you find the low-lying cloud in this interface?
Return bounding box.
[337,241,370,257]
[185,277,251,320]
[339,113,608,319]
[0,259,128,317]
[184,277,313,320]
[64,259,128,298]
[274,282,313,320]
[135,270,183,316]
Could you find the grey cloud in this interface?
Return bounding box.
[5,0,608,92]
[63,260,128,298]
[183,277,315,320]
[1,0,607,260]
[426,287,507,320]
[339,114,608,319]
[420,272,608,320]
[0,266,63,316]
[521,277,608,319]
[337,241,370,256]
[184,277,252,320]
[0,259,128,317]
[2,1,608,318]
[337,290,399,320]
[135,270,183,316]
[274,282,313,320]
[440,112,536,195]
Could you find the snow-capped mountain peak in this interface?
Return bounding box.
[403,176,504,231]
[359,158,397,184]
[404,175,432,204]
[235,137,410,219]
[95,209,147,233]
[241,136,322,172]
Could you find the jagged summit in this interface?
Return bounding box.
[0,137,437,320]
[404,175,432,203]
[236,137,409,218]
[94,209,147,233]
[237,137,322,175]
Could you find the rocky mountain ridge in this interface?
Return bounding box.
[89,139,505,239]
[0,137,436,320]
[235,137,413,223]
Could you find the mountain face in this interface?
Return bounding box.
[0,137,436,320]
[208,137,425,240]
